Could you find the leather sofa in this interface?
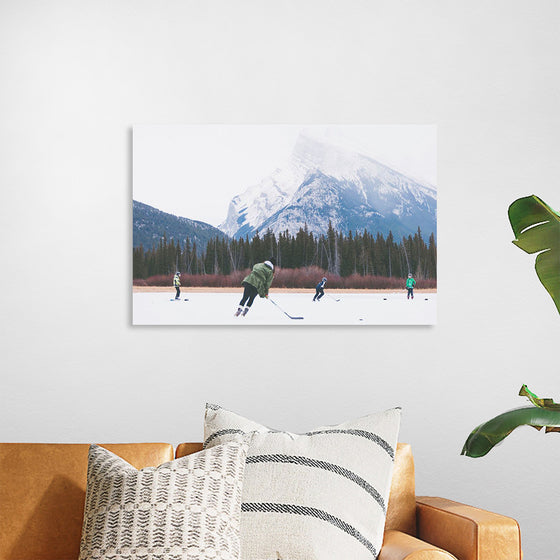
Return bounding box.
[0,442,521,560]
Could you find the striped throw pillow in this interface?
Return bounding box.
[79,442,248,560]
[204,405,401,560]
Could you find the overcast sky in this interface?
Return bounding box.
[133,124,437,227]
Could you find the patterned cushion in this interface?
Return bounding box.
[204,405,401,560]
[79,442,248,560]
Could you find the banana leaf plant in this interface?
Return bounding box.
[462,195,560,458]
[508,195,560,314]
[461,386,560,458]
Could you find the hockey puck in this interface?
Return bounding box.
[383,298,387,300]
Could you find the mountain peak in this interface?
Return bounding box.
[219,134,436,240]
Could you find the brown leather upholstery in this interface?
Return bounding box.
[175,442,203,458]
[175,442,418,537]
[0,443,173,560]
[380,530,457,559]
[386,443,416,535]
[416,496,522,560]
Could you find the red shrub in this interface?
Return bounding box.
[179,271,247,287]
[144,275,174,286]
[135,269,437,290]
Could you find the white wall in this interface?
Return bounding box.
[1,1,559,558]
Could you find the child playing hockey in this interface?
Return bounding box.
[235,259,275,317]
[406,273,416,299]
[173,271,181,300]
[313,277,327,301]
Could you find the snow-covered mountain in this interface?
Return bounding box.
[220,134,437,240]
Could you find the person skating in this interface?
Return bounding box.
[173,271,181,300]
[234,259,275,317]
[313,277,327,301]
[406,273,416,299]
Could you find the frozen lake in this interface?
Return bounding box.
[133,291,437,326]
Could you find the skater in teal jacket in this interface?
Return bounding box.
[406,273,416,299]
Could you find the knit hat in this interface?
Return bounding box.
[264,260,274,270]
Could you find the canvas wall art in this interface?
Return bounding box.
[132,125,437,325]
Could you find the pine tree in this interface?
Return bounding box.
[428,232,437,279]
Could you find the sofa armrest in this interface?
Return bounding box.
[379,530,457,559]
[416,497,522,560]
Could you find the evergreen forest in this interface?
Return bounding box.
[133,223,436,288]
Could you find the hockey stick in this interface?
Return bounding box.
[268,297,304,320]
[327,294,341,302]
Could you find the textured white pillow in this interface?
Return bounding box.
[79,442,248,560]
[204,405,401,560]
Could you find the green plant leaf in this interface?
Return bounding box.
[508,195,560,314]
[461,406,560,458]
[519,384,560,410]
[462,386,560,458]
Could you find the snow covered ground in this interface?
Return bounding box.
[133,291,436,326]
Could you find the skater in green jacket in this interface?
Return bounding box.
[406,273,416,300]
[235,259,275,317]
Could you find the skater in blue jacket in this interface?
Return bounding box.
[313,277,327,301]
